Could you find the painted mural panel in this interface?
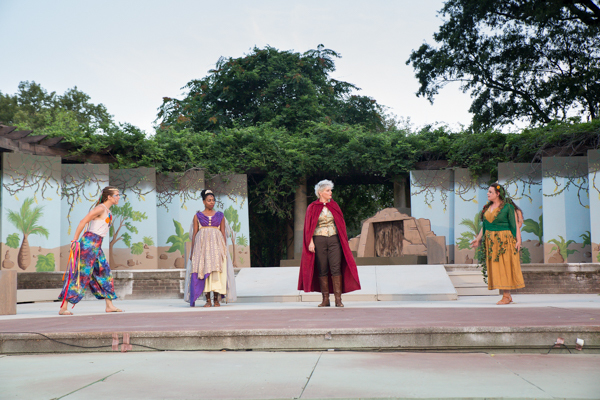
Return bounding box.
[208,174,251,268]
[60,164,110,271]
[410,170,455,262]
[156,169,205,269]
[1,153,61,272]
[499,163,543,264]
[453,169,489,265]
[109,168,158,269]
[542,157,591,263]
[588,150,600,264]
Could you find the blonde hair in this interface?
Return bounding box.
[96,186,119,206]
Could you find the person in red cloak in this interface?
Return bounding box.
[297,179,361,307]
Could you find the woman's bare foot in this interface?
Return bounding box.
[58,309,73,315]
[496,295,511,305]
[105,299,123,313]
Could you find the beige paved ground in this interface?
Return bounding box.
[1,351,599,399]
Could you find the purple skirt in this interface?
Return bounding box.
[189,273,209,307]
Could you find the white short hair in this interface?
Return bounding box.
[314,179,334,198]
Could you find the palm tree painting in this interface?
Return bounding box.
[456,213,482,262]
[7,198,50,270]
[166,219,189,257]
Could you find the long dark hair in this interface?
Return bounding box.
[481,182,523,221]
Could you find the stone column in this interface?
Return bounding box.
[393,174,411,215]
[293,178,307,259]
[286,221,294,259]
[0,270,17,315]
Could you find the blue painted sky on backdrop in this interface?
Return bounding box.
[0,0,472,134]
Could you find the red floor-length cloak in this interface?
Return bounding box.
[297,199,361,293]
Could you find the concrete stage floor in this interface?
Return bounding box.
[1,294,599,354]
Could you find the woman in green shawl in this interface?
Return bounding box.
[471,183,525,305]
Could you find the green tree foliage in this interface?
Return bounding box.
[522,215,544,245]
[35,253,55,272]
[131,242,145,255]
[157,45,385,132]
[223,206,241,266]
[0,81,112,130]
[6,233,20,249]
[548,236,578,261]
[580,231,591,247]
[334,183,394,238]
[407,0,600,129]
[109,202,148,266]
[456,213,482,258]
[7,198,50,270]
[236,234,249,247]
[143,236,155,246]
[520,247,531,264]
[166,219,190,256]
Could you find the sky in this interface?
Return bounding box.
[0,0,473,134]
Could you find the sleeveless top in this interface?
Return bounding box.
[88,204,112,238]
[313,206,337,237]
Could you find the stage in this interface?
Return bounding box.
[1,294,599,354]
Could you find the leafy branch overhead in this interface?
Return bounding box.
[407,0,600,130]
[157,45,386,133]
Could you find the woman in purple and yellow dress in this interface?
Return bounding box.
[187,189,237,307]
[58,186,122,315]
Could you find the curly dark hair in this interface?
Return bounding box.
[480,182,523,221]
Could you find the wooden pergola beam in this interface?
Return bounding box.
[4,130,33,140]
[0,126,17,136]
[39,136,64,147]
[0,125,115,164]
[18,135,48,144]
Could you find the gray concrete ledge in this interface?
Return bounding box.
[2,325,599,355]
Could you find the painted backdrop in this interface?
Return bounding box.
[0,153,251,272]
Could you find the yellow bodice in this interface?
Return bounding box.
[313,206,337,237]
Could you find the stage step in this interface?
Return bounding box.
[446,269,499,296]
[17,289,61,303]
[236,265,458,302]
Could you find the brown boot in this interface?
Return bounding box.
[203,293,212,307]
[318,276,330,307]
[332,275,344,307]
[213,292,220,307]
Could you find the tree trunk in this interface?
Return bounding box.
[109,240,115,268]
[17,234,30,270]
[231,232,237,267]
